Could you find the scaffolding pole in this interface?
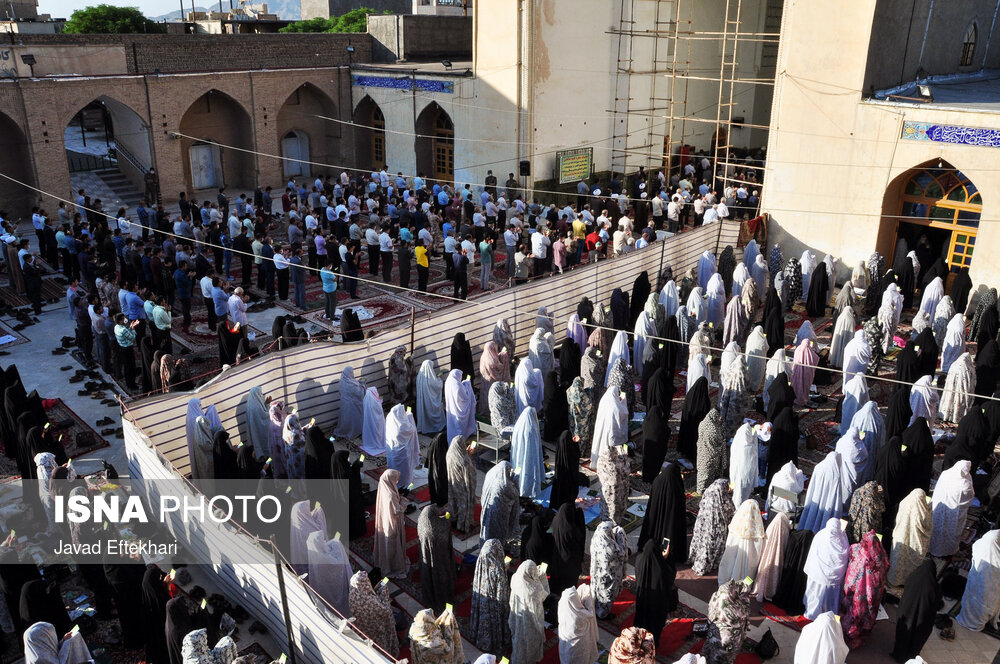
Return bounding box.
[611,0,780,189]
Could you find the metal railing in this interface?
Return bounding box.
[114,141,150,174]
[67,152,117,173]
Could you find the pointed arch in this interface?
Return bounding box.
[415,102,454,184]
[880,159,982,280]
[63,95,154,202]
[178,89,254,192]
[0,111,34,217]
[276,82,340,181]
[353,95,386,172]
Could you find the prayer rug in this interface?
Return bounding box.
[42,398,111,459]
[0,318,30,349]
[0,276,65,309]
[302,295,418,338]
[169,310,267,353]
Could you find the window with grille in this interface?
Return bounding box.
[372,105,385,167]
[961,22,977,66]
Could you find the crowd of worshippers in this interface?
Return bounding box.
[152,234,1000,663]
[0,151,758,320]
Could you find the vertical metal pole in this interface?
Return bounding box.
[79,111,87,148]
[409,306,416,355]
[272,543,298,664]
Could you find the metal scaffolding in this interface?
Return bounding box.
[609,0,783,191]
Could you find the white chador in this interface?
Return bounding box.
[835,427,869,502]
[940,352,976,423]
[698,250,717,289]
[793,611,849,664]
[841,329,871,381]
[957,530,1000,632]
[728,423,758,508]
[802,518,850,620]
[850,401,885,469]
[514,358,544,413]
[929,460,974,558]
[361,386,386,456]
[186,398,222,480]
[557,584,600,664]
[659,280,679,317]
[333,366,365,439]
[247,386,271,459]
[717,499,765,587]
[798,451,846,533]
[828,307,855,369]
[840,373,868,435]
[687,353,711,392]
[706,273,726,329]
[510,407,544,498]
[634,311,657,369]
[416,359,447,434]
[306,531,352,616]
[385,404,420,489]
[908,375,939,427]
[605,331,631,386]
[763,349,790,412]
[940,313,967,374]
[590,388,628,468]
[528,327,554,376]
[800,250,817,300]
[919,276,944,318]
[767,462,806,516]
[745,326,768,392]
[444,369,477,443]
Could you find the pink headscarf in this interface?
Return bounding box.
[791,338,819,406]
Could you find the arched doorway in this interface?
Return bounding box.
[0,111,34,218]
[179,90,254,193]
[353,96,386,171]
[276,83,339,181]
[415,103,454,185]
[281,131,310,178]
[64,96,154,207]
[883,161,982,283]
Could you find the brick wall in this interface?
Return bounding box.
[5,33,373,74]
[0,65,356,217]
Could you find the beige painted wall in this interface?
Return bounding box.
[763,0,1000,288]
[0,44,127,78]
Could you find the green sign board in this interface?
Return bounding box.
[556,147,593,185]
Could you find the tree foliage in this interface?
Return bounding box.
[63,4,166,34]
[279,7,391,33]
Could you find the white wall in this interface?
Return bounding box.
[762,0,1000,288]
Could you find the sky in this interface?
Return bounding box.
[38,0,211,20]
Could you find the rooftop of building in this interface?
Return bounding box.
[870,69,1000,114]
[351,59,474,76]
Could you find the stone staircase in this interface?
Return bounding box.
[94,168,144,210]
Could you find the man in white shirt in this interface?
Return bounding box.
[703,204,720,224]
[612,227,626,256]
[117,214,132,238]
[693,196,706,226]
[340,171,350,187]
[618,213,633,235]
[666,199,680,232]
[472,207,486,243]
[530,229,550,276]
[304,211,318,233]
[228,214,242,241]
[365,225,379,275]
[503,222,519,277]
[228,287,248,326]
[650,195,664,229]
[378,226,394,282]
[716,200,730,220]
[443,231,457,281]
[199,273,215,328]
